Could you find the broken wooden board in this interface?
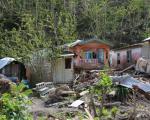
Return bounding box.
[69,100,84,108]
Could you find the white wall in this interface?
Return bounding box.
[53,57,74,84]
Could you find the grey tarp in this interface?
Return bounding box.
[0,57,15,69]
[111,75,150,93]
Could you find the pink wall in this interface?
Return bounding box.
[111,47,142,68]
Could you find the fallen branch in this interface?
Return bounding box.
[119,65,134,74]
[94,102,121,108]
[84,108,94,120]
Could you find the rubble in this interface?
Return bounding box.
[30,63,150,120]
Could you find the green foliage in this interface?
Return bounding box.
[0,115,6,120]
[0,83,32,120]
[116,85,129,102]
[90,72,120,119]
[99,72,112,87]
[0,0,149,58]
[91,72,112,97]
[0,0,77,59]
[102,107,109,116]
[75,0,150,46]
[111,106,118,117]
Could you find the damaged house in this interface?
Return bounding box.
[29,39,112,84]
[110,37,150,69]
[64,39,112,71]
[110,43,143,68]
[0,57,26,82]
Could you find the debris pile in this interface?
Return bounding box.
[45,85,75,107]
[31,61,150,119]
[73,71,99,91]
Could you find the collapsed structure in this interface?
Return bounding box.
[1,38,150,120]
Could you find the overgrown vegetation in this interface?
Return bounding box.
[0,82,32,120]
[0,0,150,59]
[0,1,150,119]
[89,72,119,119]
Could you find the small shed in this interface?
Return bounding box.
[28,50,74,85]
[0,57,26,81]
[53,53,74,84]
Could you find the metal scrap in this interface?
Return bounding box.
[111,74,150,93]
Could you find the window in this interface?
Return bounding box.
[85,51,92,59]
[93,52,97,59]
[127,50,132,63]
[65,58,72,69]
[85,51,98,59]
[117,53,120,64]
[98,49,104,63]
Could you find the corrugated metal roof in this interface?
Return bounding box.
[65,39,112,48]
[111,75,150,93]
[0,57,15,69]
[79,39,112,46]
[66,40,82,47]
[143,37,150,42]
[60,53,74,57]
[112,43,143,51]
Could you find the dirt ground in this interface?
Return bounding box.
[29,95,150,120]
[29,97,80,119]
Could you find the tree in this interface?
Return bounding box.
[90,72,113,118]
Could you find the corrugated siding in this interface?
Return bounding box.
[142,44,150,59]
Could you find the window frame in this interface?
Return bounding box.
[117,53,120,64]
[65,58,72,69]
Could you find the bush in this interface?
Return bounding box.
[0,83,32,120]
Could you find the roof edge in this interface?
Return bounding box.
[112,43,143,51]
